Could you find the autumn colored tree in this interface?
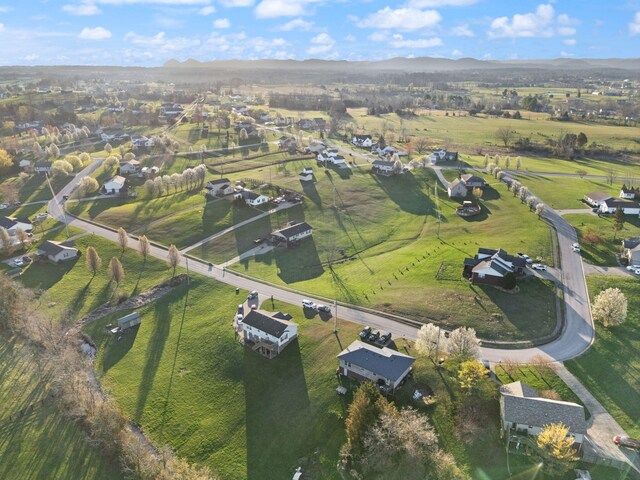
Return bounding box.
[85,246,102,276]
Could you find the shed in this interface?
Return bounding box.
[118,312,141,330]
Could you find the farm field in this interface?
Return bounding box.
[512,174,621,210]
[566,276,640,439]
[565,213,640,266]
[194,164,558,341]
[0,338,121,480]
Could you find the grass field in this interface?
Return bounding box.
[565,213,640,266]
[0,338,121,480]
[195,165,557,340]
[566,275,640,439]
[512,175,621,210]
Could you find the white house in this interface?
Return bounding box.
[583,191,613,207]
[500,381,586,447]
[373,145,398,157]
[19,159,31,170]
[234,189,269,207]
[337,341,415,392]
[316,149,339,163]
[598,198,640,215]
[429,150,458,164]
[460,174,486,189]
[371,159,397,176]
[131,136,155,150]
[271,222,313,246]
[299,167,314,182]
[0,216,33,236]
[119,159,140,175]
[240,310,298,359]
[205,178,233,197]
[34,162,52,175]
[352,134,373,148]
[103,175,127,194]
[447,178,468,198]
[37,240,79,263]
[622,238,640,266]
[620,184,639,200]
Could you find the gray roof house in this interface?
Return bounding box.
[37,240,79,263]
[337,340,415,392]
[240,310,298,359]
[463,248,526,287]
[584,191,613,207]
[623,238,640,266]
[205,178,233,197]
[271,222,313,246]
[500,381,587,446]
[460,174,487,189]
[448,178,468,198]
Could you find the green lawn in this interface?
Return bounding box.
[565,213,640,266]
[199,166,557,341]
[513,175,620,210]
[566,276,640,439]
[0,338,121,480]
[0,172,70,205]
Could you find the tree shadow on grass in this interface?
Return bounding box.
[300,180,323,211]
[275,238,324,284]
[244,339,311,480]
[133,293,176,422]
[371,171,433,216]
[19,258,78,292]
[101,323,139,372]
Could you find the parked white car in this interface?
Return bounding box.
[517,253,533,264]
[572,243,581,252]
[302,299,317,310]
[531,263,547,271]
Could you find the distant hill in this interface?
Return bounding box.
[162,56,640,72]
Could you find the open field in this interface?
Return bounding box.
[566,276,640,439]
[193,165,558,340]
[0,172,70,206]
[0,338,121,480]
[565,213,640,266]
[513,175,621,210]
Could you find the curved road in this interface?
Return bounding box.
[50,160,594,364]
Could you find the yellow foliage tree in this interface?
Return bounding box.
[536,422,578,474]
[0,148,13,174]
[457,360,486,394]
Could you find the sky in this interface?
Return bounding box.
[0,0,638,66]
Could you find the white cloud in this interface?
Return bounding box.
[204,31,289,56]
[388,35,442,49]
[306,32,334,55]
[0,23,4,32]
[450,24,473,37]
[345,34,356,42]
[277,18,313,31]
[94,0,211,4]
[125,31,200,51]
[255,0,318,18]
[408,0,476,6]
[198,5,216,15]
[0,7,13,13]
[24,54,40,61]
[214,18,230,29]
[368,31,389,42]
[563,38,576,46]
[451,49,462,55]
[62,3,102,15]
[78,26,111,40]
[357,7,441,31]
[220,0,254,6]
[560,51,574,57]
[630,12,640,36]
[488,4,578,39]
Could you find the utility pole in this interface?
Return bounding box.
[46,173,70,239]
[333,299,338,333]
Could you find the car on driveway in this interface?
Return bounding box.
[359,326,371,340]
[377,332,392,345]
[572,243,581,252]
[317,305,331,313]
[613,435,640,451]
[626,265,640,271]
[368,331,380,342]
[517,253,533,264]
[302,299,318,310]
[11,259,24,267]
[531,263,547,271]
[247,290,258,300]
[634,269,640,276]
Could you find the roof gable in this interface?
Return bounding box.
[338,340,415,382]
[242,310,295,338]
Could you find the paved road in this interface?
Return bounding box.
[556,208,595,216]
[583,264,639,277]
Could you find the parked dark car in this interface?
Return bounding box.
[359,326,372,340]
[377,332,392,345]
[237,304,244,315]
[614,435,640,451]
[247,290,258,300]
[368,331,380,342]
[317,305,331,313]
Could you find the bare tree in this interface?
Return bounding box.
[108,257,125,288]
[117,227,128,252]
[138,235,150,260]
[15,228,30,250]
[496,127,514,147]
[85,246,102,276]
[0,229,14,255]
[167,244,180,276]
[414,137,429,155]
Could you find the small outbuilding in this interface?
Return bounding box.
[118,312,141,331]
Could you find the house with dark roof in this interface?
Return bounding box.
[500,381,587,447]
[0,216,32,236]
[371,159,397,176]
[622,237,640,266]
[620,184,639,200]
[239,309,298,359]
[271,222,313,246]
[429,150,458,164]
[598,198,640,215]
[352,134,373,148]
[583,191,613,207]
[460,174,487,189]
[37,240,78,263]
[34,162,52,175]
[205,178,233,197]
[119,159,140,175]
[463,248,526,286]
[337,340,415,392]
[234,189,269,207]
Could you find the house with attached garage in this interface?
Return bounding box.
[37,240,79,263]
[500,381,587,450]
[583,191,613,207]
[318,149,347,166]
[271,222,313,246]
[337,340,415,392]
[103,175,127,195]
[448,178,468,198]
[620,184,639,200]
[119,159,140,175]
[460,174,487,189]
[622,238,640,266]
[239,309,298,359]
[429,150,458,164]
[371,159,397,176]
[598,198,640,215]
[205,178,233,197]
[234,189,269,207]
[299,167,314,182]
[463,248,526,286]
[352,134,373,148]
[0,216,33,236]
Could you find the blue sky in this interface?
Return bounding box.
[0,0,638,66]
